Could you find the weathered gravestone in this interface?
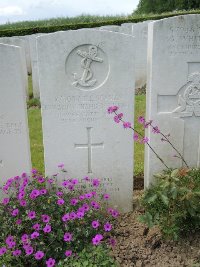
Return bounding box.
[145,15,200,187]
[99,25,122,32]
[121,21,152,90]
[16,35,32,74]
[0,37,29,97]
[37,29,135,212]
[0,44,31,188]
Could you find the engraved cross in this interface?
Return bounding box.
[74,127,104,173]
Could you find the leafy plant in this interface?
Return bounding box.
[139,168,200,239]
[0,166,118,266]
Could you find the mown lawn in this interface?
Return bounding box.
[28,94,146,176]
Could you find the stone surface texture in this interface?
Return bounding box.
[37,29,135,212]
[145,15,200,187]
[0,44,31,187]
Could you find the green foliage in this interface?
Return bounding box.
[135,0,200,14]
[1,10,200,37]
[57,245,117,267]
[139,168,200,239]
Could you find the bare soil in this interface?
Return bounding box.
[111,177,200,267]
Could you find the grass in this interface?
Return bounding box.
[27,77,146,176]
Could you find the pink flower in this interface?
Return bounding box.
[123,122,131,128]
[40,188,47,195]
[104,222,112,232]
[12,250,21,256]
[37,176,45,183]
[152,126,160,134]
[65,250,72,257]
[103,194,110,200]
[69,212,77,220]
[109,237,116,247]
[133,133,139,141]
[11,208,19,217]
[83,176,90,181]
[76,211,85,219]
[28,211,36,219]
[114,115,120,123]
[46,258,56,267]
[92,220,99,229]
[138,116,145,124]
[33,223,40,231]
[63,232,72,242]
[20,199,27,206]
[35,251,44,260]
[43,224,51,233]
[30,189,40,199]
[56,191,63,197]
[72,179,79,185]
[41,214,51,223]
[31,231,39,239]
[21,234,29,243]
[107,106,119,114]
[92,234,103,245]
[82,204,90,212]
[47,179,54,184]
[85,193,92,199]
[92,178,100,187]
[25,246,34,255]
[2,198,9,205]
[79,195,85,201]
[0,247,7,256]
[57,199,65,205]
[141,137,149,144]
[70,198,78,206]
[91,201,100,209]
[16,219,22,225]
[62,213,70,222]
[18,191,25,200]
[58,163,64,168]
[68,184,74,191]
[111,209,119,218]
[31,169,38,174]
[62,180,69,187]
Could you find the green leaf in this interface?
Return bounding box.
[147,194,157,203]
[160,194,169,206]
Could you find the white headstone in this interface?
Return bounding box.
[121,21,152,89]
[99,25,122,32]
[37,29,135,212]
[0,44,31,187]
[0,37,29,97]
[145,15,200,187]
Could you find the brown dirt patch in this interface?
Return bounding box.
[111,190,200,267]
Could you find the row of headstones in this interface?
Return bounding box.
[0,20,150,99]
[1,14,200,212]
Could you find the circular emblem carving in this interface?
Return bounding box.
[65,44,109,91]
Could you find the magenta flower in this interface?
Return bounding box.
[109,237,117,247]
[62,213,70,222]
[107,106,119,114]
[114,115,120,123]
[43,224,51,233]
[76,211,85,219]
[21,234,29,243]
[47,179,54,184]
[31,231,40,239]
[25,246,34,255]
[28,211,36,219]
[12,250,21,256]
[35,251,45,260]
[65,250,72,257]
[123,122,131,129]
[37,176,45,183]
[63,232,72,242]
[104,222,112,232]
[33,223,40,231]
[111,209,119,218]
[141,137,149,144]
[41,214,51,223]
[62,180,69,187]
[92,178,100,187]
[46,258,56,267]
[69,212,77,220]
[85,193,92,199]
[92,220,100,229]
[16,219,22,225]
[71,179,79,185]
[40,188,47,195]
[20,199,27,206]
[31,169,38,174]
[56,191,63,197]
[58,163,64,168]
[152,126,160,134]
[79,195,85,201]
[82,204,90,212]
[18,191,25,200]
[11,208,19,217]
[133,133,139,141]
[91,201,100,209]
[70,198,78,206]
[0,247,7,256]
[138,116,145,124]
[103,194,110,200]
[2,198,9,205]
[57,199,65,205]
[83,176,90,181]
[30,189,40,199]
[68,184,74,191]
[92,234,103,245]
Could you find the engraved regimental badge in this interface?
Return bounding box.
[66,44,109,91]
